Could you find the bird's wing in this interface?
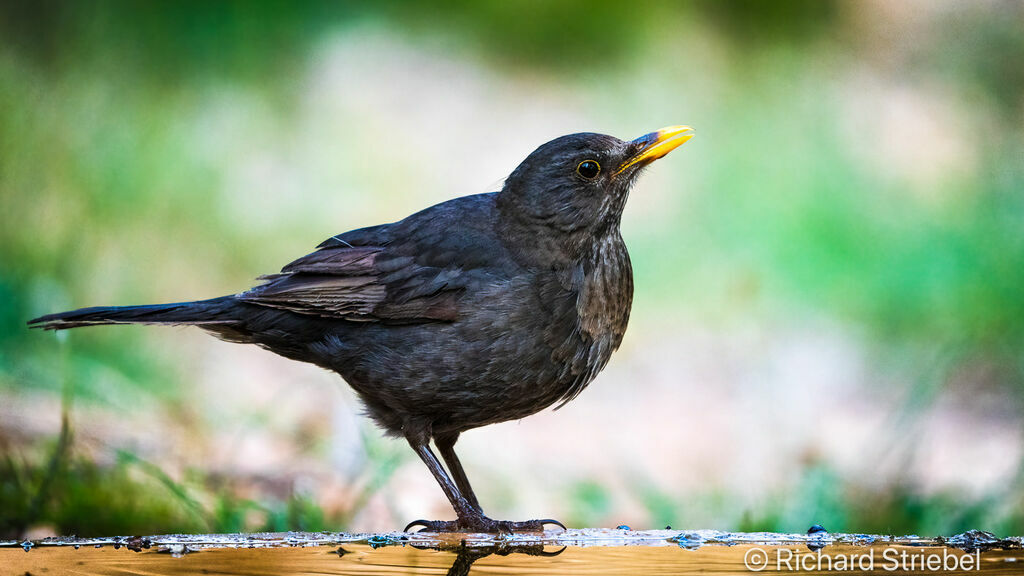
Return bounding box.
[238,242,462,323]
[240,193,507,323]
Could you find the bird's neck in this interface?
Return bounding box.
[495,194,623,270]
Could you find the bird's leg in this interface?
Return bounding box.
[403,429,566,534]
[434,433,481,512]
[404,429,479,530]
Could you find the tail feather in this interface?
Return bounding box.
[28,296,238,330]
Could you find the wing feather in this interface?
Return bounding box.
[239,245,461,323]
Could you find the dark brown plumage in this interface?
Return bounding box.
[29,126,694,533]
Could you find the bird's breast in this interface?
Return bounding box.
[539,233,633,407]
[576,234,633,348]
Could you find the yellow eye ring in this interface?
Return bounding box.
[576,160,601,180]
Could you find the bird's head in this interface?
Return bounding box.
[498,126,694,250]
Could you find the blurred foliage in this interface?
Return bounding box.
[2,0,1024,538]
[0,1,845,78]
[0,430,400,539]
[733,465,1024,537]
[615,461,1024,536]
[929,6,1024,120]
[566,480,613,528]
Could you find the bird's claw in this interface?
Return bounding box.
[535,518,567,531]
[405,519,458,533]
[404,516,567,534]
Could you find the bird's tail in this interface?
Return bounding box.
[27,295,239,331]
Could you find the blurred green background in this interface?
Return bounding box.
[2,0,1024,539]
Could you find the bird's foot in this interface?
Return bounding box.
[404,515,565,534]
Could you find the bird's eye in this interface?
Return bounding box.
[576,160,601,180]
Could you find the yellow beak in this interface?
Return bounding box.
[616,125,695,175]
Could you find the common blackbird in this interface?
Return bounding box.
[29,125,694,533]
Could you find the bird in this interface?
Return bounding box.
[29,125,695,533]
